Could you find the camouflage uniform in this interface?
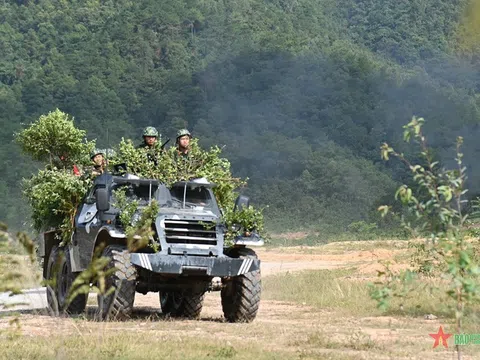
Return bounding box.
[82,149,106,179]
[137,126,162,165]
[175,128,192,160]
[82,166,104,178]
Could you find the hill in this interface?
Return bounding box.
[1,0,479,235]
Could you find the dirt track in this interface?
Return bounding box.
[2,243,471,359]
[134,246,397,307]
[132,246,352,308]
[0,244,405,313]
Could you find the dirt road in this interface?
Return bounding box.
[0,244,394,312]
[2,242,470,359]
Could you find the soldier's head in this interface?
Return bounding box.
[143,126,159,147]
[176,129,192,151]
[90,149,105,167]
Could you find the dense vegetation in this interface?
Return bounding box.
[2,0,480,236]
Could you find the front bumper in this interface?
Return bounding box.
[130,253,260,277]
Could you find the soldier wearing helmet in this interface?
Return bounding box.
[81,149,106,178]
[137,126,162,165]
[90,149,107,175]
[175,129,192,159]
[137,126,161,149]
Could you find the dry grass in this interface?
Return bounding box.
[0,254,42,290]
[0,331,293,360]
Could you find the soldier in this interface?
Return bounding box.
[137,126,161,150]
[137,126,162,165]
[175,129,192,159]
[85,149,106,178]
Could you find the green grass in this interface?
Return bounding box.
[265,231,410,248]
[263,268,480,322]
[265,234,329,247]
[263,269,380,316]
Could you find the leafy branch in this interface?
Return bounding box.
[222,205,266,243]
[112,187,159,252]
[22,169,91,243]
[374,116,478,360]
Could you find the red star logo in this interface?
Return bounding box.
[429,326,452,348]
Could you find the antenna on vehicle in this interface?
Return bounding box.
[183,182,187,209]
[104,127,109,189]
[149,180,152,205]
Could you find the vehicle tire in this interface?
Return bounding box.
[221,248,261,323]
[46,245,60,314]
[97,245,136,321]
[160,291,205,319]
[46,246,87,315]
[159,291,183,315]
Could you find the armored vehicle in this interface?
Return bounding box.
[38,173,263,322]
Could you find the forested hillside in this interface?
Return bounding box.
[1,0,479,235]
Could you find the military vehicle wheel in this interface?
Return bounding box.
[159,291,183,315]
[46,246,87,315]
[221,248,261,323]
[46,245,61,314]
[160,291,205,319]
[97,245,136,320]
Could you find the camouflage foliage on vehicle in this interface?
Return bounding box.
[16,110,96,242]
[115,138,246,211]
[22,169,91,243]
[115,137,265,240]
[16,109,95,169]
[18,110,265,242]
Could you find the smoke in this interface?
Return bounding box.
[183,44,480,229]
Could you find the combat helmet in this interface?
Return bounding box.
[176,128,192,140]
[90,148,105,160]
[143,126,159,137]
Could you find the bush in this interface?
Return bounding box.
[374,117,479,359]
[16,109,94,169]
[22,169,91,242]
